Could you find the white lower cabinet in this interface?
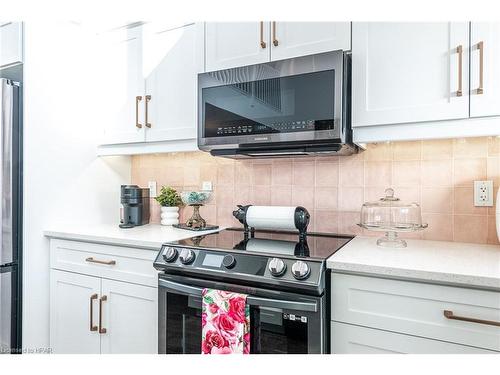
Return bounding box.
[331,322,495,354]
[330,273,500,354]
[49,239,158,354]
[50,270,101,354]
[100,278,158,354]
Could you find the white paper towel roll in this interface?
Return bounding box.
[245,206,297,231]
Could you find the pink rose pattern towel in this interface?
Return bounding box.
[201,289,250,354]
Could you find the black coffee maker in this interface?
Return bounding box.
[119,185,150,228]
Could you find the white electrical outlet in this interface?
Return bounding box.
[148,181,157,198]
[474,180,493,207]
[202,181,213,191]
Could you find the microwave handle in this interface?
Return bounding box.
[158,278,317,312]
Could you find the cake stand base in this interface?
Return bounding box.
[376,231,407,248]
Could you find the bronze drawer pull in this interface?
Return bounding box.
[456,45,463,97]
[259,21,266,49]
[99,295,107,334]
[476,41,484,94]
[145,95,152,128]
[272,21,278,46]
[135,95,143,128]
[89,294,98,332]
[85,257,116,265]
[444,310,500,327]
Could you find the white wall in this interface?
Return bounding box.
[22,21,131,350]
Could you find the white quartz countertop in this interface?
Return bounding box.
[44,223,222,249]
[327,236,500,290]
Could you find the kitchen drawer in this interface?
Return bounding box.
[331,273,500,351]
[50,239,159,287]
[331,322,496,354]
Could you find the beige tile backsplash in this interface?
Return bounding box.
[131,136,500,245]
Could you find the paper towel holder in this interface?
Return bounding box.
[232,205,310,241]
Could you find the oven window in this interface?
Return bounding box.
[251,307,308,354]
[166,293,202,354]
[164,291,309,354]
[202,70,335,138]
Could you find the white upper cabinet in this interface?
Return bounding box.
[205,22,270,71]
[205,22,351,71]
[470,23,500,117]
[100,26,146,145]
[98,22,203,153]
[0,22,23,67]
[352,22,470,127]
[143,23,203,142]
[270,22,351,61]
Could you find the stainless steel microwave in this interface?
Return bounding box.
[197,51,357,158]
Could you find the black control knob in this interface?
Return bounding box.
[268,258,287,277]
[179,249,195,265]
[162,246,178,263]
[291,260,310,280]
[222,254,236,269]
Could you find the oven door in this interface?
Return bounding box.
[158,275,326,354]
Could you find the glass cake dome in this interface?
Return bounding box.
[358,188,428,248]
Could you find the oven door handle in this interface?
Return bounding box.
[158,279,318,312]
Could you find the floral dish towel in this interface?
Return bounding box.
[201,288,250,354]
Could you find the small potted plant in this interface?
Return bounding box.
[155,186,183,226]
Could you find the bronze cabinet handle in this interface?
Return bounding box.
[89,294,98,332]
[259,21,266,49]
[444,310,500,327]
[272,21,278,46]
[85,257,116,266]
[476,41,484,94]
[99,295,107,334]
[145,95,152,128]
[456,45,463,97]
[135,95,143,128]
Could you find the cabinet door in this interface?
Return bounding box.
[331,322,495,354]
[0,22,23,67]
[270,22,350,61]
[470,23,500,117]
[143,23,203,143]
[205,22,270,71]
[99,25,146,145]
[100,278,158,354]
[50,270,101,354]
[352,22,469,127]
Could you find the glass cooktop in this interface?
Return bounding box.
[175,228,353,260]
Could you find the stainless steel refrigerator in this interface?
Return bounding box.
[0,78,22,354]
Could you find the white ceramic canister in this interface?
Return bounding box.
[161,206,180,226]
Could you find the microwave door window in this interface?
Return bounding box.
[202,70,335,138]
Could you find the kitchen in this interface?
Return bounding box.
[0,2,499,370]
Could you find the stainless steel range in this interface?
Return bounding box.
[154,206,353,354]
